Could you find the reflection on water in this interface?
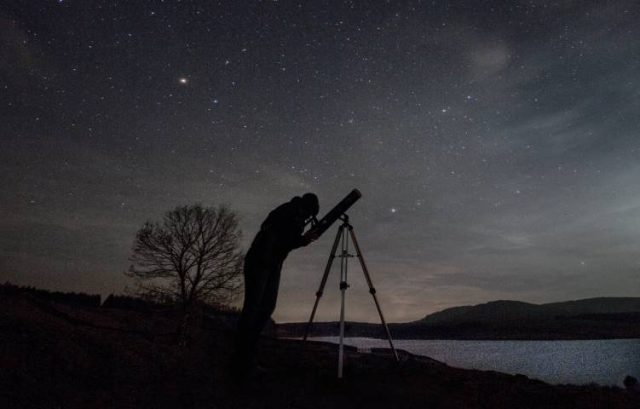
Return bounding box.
[309,337,640,386]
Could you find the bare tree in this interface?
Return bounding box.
[127,204,244,312]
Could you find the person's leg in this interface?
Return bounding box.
[258,264,281,327]
[234,259,269,373]
[251,264,282,363]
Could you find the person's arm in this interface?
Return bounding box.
[291,224,322,249]
[262,201,318,252]
[290,234,313,249]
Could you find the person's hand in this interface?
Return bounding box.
[300,231,320,247]
[306,230,321,242]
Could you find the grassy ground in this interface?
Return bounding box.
[1,293,637,409]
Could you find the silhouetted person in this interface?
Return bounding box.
[233,193,320,379]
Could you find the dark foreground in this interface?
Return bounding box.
[1,293,637,409]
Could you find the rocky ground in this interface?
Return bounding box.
[1,293,638,409]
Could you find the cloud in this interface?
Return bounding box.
[469,43,510,79]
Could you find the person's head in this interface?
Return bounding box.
[301,193,319,218]
[291,193,319,222]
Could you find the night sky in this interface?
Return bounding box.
[2,1,640,323]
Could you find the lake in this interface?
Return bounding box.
[309,337,640,386]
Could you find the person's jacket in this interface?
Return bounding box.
[246,199,307,268]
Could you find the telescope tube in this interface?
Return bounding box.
[304,189,362,239]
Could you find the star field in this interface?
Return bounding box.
[1,1,640,322]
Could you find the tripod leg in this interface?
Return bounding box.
[338,226,349,379]
[303,226,343,341]
[347,227,400,362]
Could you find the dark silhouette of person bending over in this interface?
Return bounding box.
[234,193,320,379]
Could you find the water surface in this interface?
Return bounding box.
[310,337,640,386]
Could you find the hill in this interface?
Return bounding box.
[1,290,638,408]
[419,298,640,324]
[279,297,640,340]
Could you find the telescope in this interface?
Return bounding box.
[302,187,399,377]
[303,189,362,240]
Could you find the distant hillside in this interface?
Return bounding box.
[418,298,640,325]
[279,297,640,340]
[417,300,544,324]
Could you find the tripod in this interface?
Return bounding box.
[303,214,399,378]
